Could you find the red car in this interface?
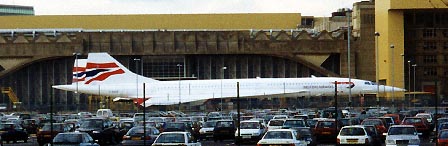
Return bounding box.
[401,117,430,135]
[438,129,448,146]
[314,119,339,142]
[361,118,387,135]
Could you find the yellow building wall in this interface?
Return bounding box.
[376,1,406,99]
[0,13,301,30]
[376,0,448,99]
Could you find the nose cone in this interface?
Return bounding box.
[52,84,75,91]
[382,85,406,92]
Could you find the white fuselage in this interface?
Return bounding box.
[59,77,402,106]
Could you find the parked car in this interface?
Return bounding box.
[337,125,374,145]
[37,123,71,146]
[76,117,121,145]
[267,119,285,130]
[50,132,99,146]
[401,117,430,135]
[384,125,420,146]
[313,119,338,142]
[256,129,307,146]
[295,127,316,146]
[234,120,266,144]
[213,120,236,142]
[362,125,382,146]
[437,129,448,145]
[121,126,160,145]
[152,132,201,146]
[0,122,29,144]
[198,121,216,140]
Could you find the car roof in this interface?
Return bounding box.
[390,125,415,128]
[267,129,295,132]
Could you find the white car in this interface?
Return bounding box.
[198,121,216,140]
[235,120,266,143]
[267,119,285,130]
[384,125,420,146]
[337,125,374,145]
[152,132,201,146]
[257,129,307,146]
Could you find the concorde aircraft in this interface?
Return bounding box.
[52,53,405,107]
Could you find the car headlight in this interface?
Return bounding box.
[93,131,100,134]
[385,140,395,144]
[409,139,420,144]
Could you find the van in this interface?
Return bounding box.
[96,109,113,118]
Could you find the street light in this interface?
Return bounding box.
[407,60,411,107]
[374,32,380,107]
[390,44,395,110]
[221,66,227,111]
[347,9,352,109]
[177,64,182,112]
[73,52,81,112]
[134,58,140,111]
[412,64,417,107]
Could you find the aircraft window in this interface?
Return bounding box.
[371,82,377,85]
[364,82,371,85]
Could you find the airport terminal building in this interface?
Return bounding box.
[0,0,447,112]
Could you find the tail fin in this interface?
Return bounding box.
[84,53,158,85]
[72,59,87,84]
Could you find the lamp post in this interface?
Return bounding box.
[407,60,411,107]
[412,64,417,108]
[134,59,140,111]
[374,32,380,107]
[73,52,81,112]
[390,44,395,110]
[347,9,352,109]
[177,64,182,112]
[221,66,227,111]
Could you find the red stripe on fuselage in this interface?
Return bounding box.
[86,62,119,69]
[85,69,125,84]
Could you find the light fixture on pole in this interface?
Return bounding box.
[374,32,380,107]
[412,64,417,108]
[177,64,182,112]
[390,44,395,110]
[221,66,227,111]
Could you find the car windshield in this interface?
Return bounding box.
[203,121,216,128]
[440,131,448,139]
[317,121,335,128]
[362,120,382,126]
[388,127,416,135]
[165,123,185,129]
[155,133,185,143]
[269,120,284,126]
[404,118,422,124]
[215,121,233,128]
[80,119,102,128]
[339,127,365,136]
[263,131,293,139]
[127,127,158,136]
[42,124,64,131]
[53,134,82,143]
[240,122,259,129]
[284,120,304,127]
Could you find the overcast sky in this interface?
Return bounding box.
[3,0,364,17]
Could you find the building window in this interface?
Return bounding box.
[423,29,436,38]
[445,55,448,63]
[423,55,437,63]
[444,42,448,49]
[443,30,448,38]
[423,41,437,50]
[423,67,437,76]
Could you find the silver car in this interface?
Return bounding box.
[384,125,420,146]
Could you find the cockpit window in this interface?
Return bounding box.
[364,82,371,85]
